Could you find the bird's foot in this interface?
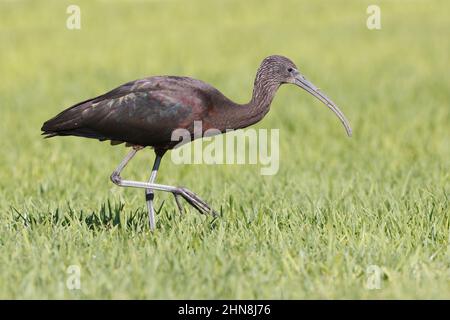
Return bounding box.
[175,187,218,217]
[173,194,184,214]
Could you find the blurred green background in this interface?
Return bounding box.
[0,0,448,298]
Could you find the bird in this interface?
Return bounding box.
[42,55,352,231]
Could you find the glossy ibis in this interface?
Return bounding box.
[42,55,352,230]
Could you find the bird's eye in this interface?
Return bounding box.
[287,67,293,72]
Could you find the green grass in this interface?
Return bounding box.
[0,0,449,299]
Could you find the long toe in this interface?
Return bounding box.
[173,194,184,215]
[178,187,218,217]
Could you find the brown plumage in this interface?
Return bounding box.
[42,55,351,151]
[41,55,352,230]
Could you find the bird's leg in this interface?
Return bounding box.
[110,146,141,184]
[111,148,218,222]
[145,154,162,231]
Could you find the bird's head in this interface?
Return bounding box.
[259,55,352,136]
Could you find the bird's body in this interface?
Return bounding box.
[43,76,229,150]
[42,55,352,230]
[42,72,277,151]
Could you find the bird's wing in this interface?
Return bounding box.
[42,77,211,147]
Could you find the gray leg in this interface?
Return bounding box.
[110,148,218,228]
[110,147,140,184]
[145,154,162,231]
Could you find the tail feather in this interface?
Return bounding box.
[41,109,82,132]
[42,132,58,138]
[41,99,93,137]
[41,83,140,143]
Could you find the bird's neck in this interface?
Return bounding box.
[226,73,280,129]
[249,70,280,109]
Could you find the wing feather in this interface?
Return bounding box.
[41,76,210,147]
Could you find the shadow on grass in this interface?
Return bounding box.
[10,200,150,232]
[10,200,221,233]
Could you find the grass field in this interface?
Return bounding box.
[0,0,449,299]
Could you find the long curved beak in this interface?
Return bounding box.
[294,73,352,137]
